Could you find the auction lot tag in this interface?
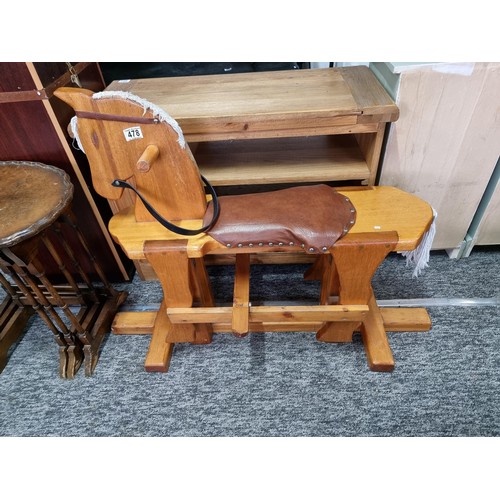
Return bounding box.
[123,126,143,141]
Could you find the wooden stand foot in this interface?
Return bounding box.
[62,344,84,379]
[144,301,174,372]
[380,308,431,332]
[360,293,394,371]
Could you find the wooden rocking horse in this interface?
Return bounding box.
[54,87,434,372]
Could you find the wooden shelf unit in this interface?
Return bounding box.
[107,66,398,190]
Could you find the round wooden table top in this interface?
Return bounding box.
[0,161,74,247]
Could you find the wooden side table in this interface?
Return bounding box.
[0,161,127,378]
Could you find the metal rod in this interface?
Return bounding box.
[116,297,500,312]
[377,297,500,307]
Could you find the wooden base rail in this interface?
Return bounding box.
[167,304,370,324]
[112,307,431,335]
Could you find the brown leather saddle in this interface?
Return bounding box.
[115,175,356,254]
[204,184,356,253]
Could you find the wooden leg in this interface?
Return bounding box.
[360,291,394,371]
[1,249,74,377]
[316,232,398,371]
[319,253,340,305]
[144,300,174,372]
[64,345,84,379]
[144,240,196,344]
[143,240,205,371]
[0,296,33,373]
[356,123,385,186]
[83,291,128,376]
[304,254,328,281]
[232,254,250,337]
[190,258,215,307]
[189,258,214,344]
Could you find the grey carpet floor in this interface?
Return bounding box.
[0,248,499,437]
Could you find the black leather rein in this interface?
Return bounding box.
[112,175,220,236]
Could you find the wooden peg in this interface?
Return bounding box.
[136,145,160,172]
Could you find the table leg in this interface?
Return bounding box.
[0,295,33,373]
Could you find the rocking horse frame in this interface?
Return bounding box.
[54,87,434,373]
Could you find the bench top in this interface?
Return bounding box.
[108,186,434,260]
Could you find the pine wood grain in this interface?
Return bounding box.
[110,306,430,336]
[107,186,434,261]
[166,305,369,324]
[232,254,250,335]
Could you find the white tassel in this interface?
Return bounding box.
[92,90,186,148]
[70,116,85,153]
[400,208,438,277]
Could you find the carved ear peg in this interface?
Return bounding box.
[136,144,160,172]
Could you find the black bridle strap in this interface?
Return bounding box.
[112,175,220,236]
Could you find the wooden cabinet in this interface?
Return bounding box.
[0,62,133,281]
[106,66,398,191]
[371,62,500,255]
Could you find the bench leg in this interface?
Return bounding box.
[316,232,398,371]
[143,241,212,372]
